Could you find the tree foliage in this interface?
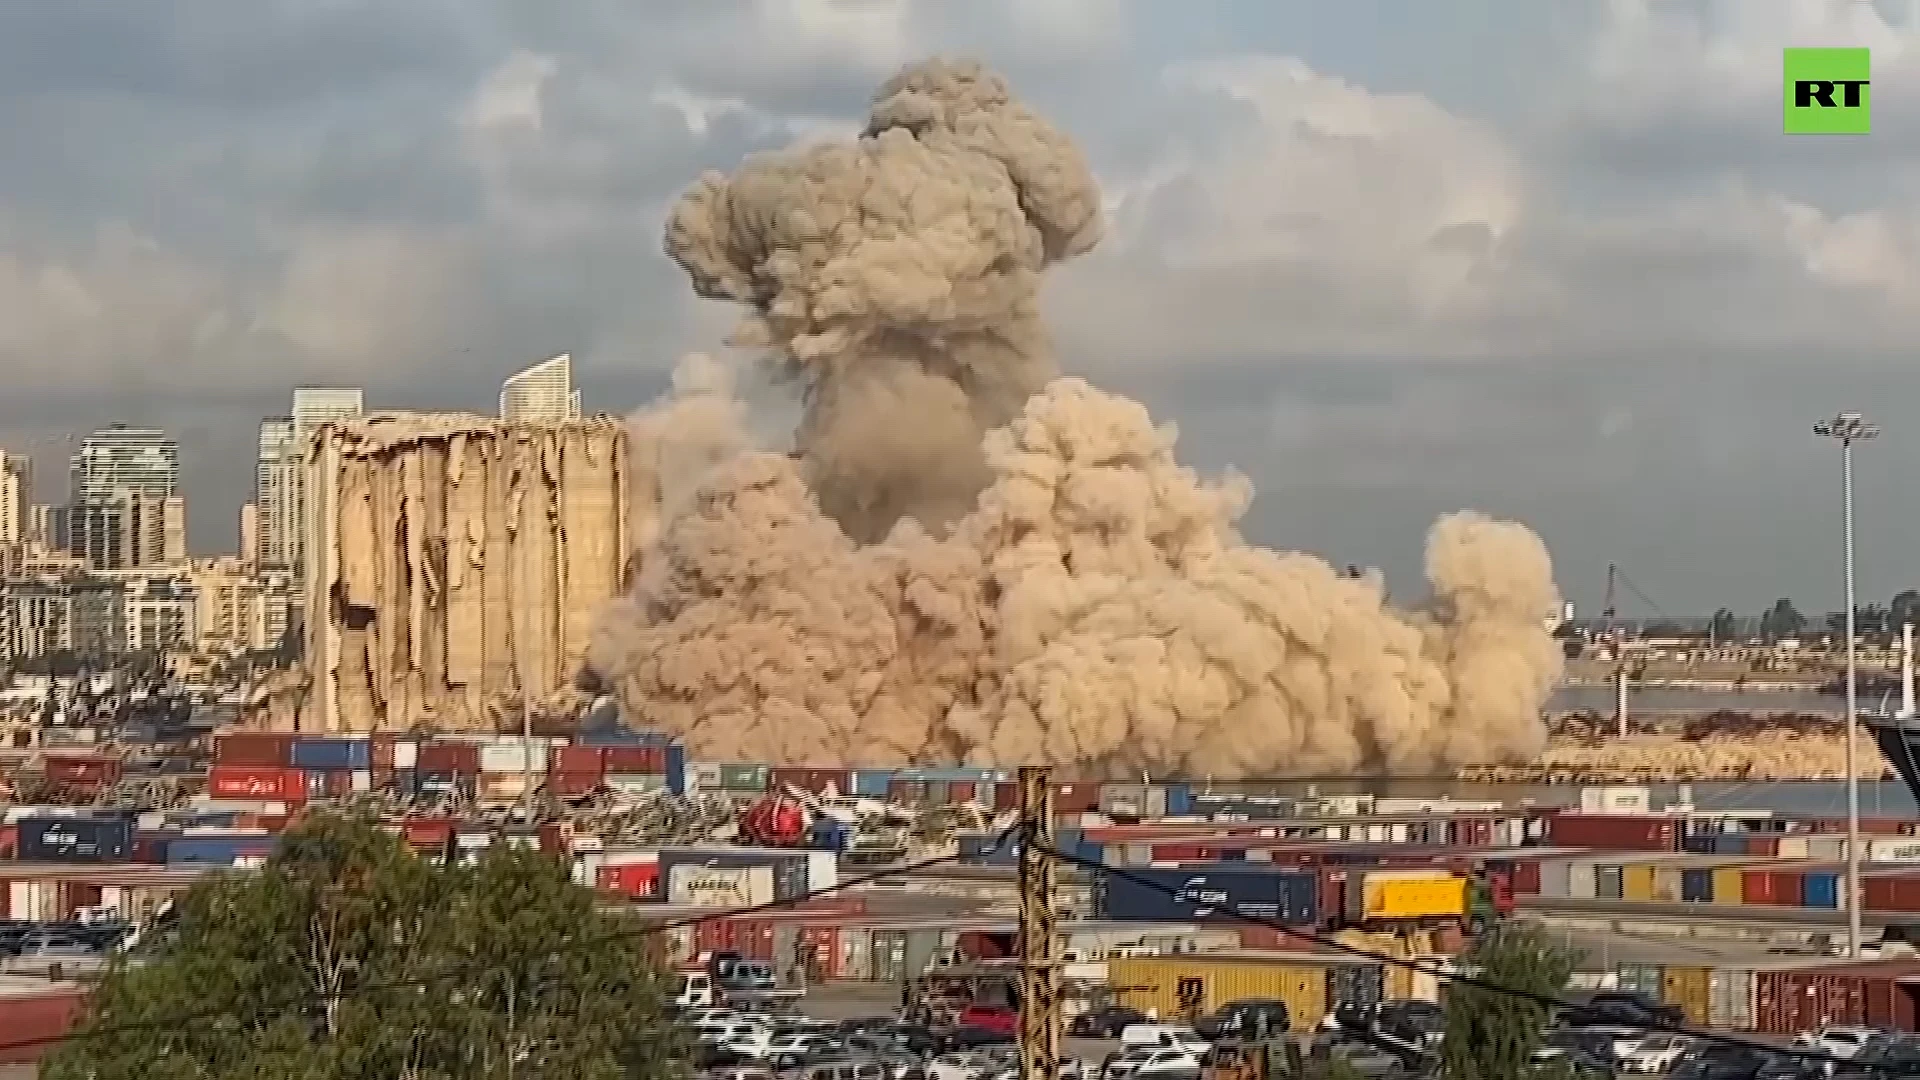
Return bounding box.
[45,812,684,1080]
[1760,598,1805,642]
[1441,922,1581,1080]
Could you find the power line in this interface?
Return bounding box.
[1026,837,1899,1075]
[0,850,961,1057]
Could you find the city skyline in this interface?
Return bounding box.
[4,4,1920,613]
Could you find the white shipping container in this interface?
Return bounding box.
[1579,785,1651,814]
[394,741,418,770]
[479,743,549,775]
[1389,824,1411,844]
[687,762,723,791]
[668,864,776,908]
[1867,837,1920,863]
[605,773,669,794]
[1709,968,1755,1031]
[805,850,839,893]
[1540,859,1573,898]
[351,770,373,793]
[1570,860,1598,899]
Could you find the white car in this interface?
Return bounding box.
[929,1053,992,1080]
[1102,1048,1202,1080]
[1796,1026,1879,1060]
[763,1034,832,1059]
[1617,1035,1688,1074]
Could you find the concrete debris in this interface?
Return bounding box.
[300,414,630,733]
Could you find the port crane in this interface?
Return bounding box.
[1597,563,1667,737]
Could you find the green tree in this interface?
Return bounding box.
[45,812,684,1080]
[1441,922,1581,1080]
[1760,598,1805,642]
[1891,590,1920,633]
[1709,608,1737,644]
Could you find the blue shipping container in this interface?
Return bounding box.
[1805,872,1841,909]
[1101,867,1319,925]
[290,737,373,770]
[1165,783,1194,816]
[579,728,679,747]
[1075,840,1105,866]
[851,770,894,797]
[1713,834,1751,855]
[808,818,850,852]
[166,835,276,866]
[666,745,688,795]
[1680,868,1714,903]
[19,816,135,863]
[894,767,1006,784]
[1681,836,1716,854]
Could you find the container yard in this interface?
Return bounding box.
[16,715,1920,1065]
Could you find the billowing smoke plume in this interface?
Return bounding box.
[589,58,1564,777]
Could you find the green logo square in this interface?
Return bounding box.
[1784,47,1871,134]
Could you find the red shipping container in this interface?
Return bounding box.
[1513,859,1543,895]
[1545,813,1677,851]
[994,782,1020,811]
[0,823,16,859]
[1053,784,1103,814]
[596,861,660,898]
[550,771,603,797]
[44,755,121,786]
[552,746,607,775]
[214,733,295,767]
[1743,869,1782,905]
[1748,836,1781,857]
[948,781,978,804]
[1318,869,1347,930]
[771,768,851,795]
[603,745,667,773]
[1754,963,1920,1035]
[209,765,306,802]
[0,988,89,1063]
[403,819,455,849]
[416,742,481,775]
[799,926,841,978]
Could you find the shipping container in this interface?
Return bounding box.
[1545,814,1679,851]
[1754,961,1920,1036]
[213,732,295,767]
[289,737,374,771]
[1710,968,1755,1031]
[1617,963,1663,999]
[478,742,548,775]
[1106,955,1340,1031]
[770,768,850,795]
[208,765,306,802]
[167,834,276,866]
[1596,865,1624,900]
[1805,872,1842,910]
[550,746,606,776]
[1663,965,1712,1025]
[1713,867,1746,905]
[850,770,893,797]
[656,850,810,902]
[18,816,135,862]
[0,987,88,1064]
[604,773,670,795]
[1330,963,1385,1009]
[1166,783,1194,816]
[1358,874,1467,921]
[667,864,776,908]
[1101,867,1319,925]
[417,742,481,774]
[602,745,669,774]
[43,754,122,787]
[1623,863,1655,902]
[719,764,771,792]
[549,771,603,798]
[401,818,454,850]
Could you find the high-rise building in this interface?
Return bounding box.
[500,354,581,423]
[26,504,56,549]
[0,454,28,546]
[256,389,366,575]
[63,492,184,570]
[239,502,260,564]
[255,417,299,569]
[70,424,179,503]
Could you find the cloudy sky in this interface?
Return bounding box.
[4,0,1918,616]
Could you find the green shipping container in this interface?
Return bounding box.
[1618,962,1663,999]
[719,764,770,791]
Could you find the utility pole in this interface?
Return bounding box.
[520,693,534,824]
[1816,410,1877,958]
[1017,766,1060,1080]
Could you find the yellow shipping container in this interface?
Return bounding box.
[1652,867,1682,902]
[1106,956,1331,1031]
[1712,867,1746,905]
[1385,962,1415,1002]
[1662,965,1712,1025]
[1364,877,1468,920]
[1623,863,1656,902]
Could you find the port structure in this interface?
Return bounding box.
[1017,766,1061,1080]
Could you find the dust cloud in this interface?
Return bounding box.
[588,58,1564,777]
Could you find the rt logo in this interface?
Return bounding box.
[1784,47,1870,134]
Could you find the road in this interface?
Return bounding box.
[799,982,1123,1065]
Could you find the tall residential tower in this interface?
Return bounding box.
[500,354,581,423]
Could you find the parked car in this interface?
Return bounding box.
[1101,1047,1201,1080]
[1194,1000,1291,1042]
[1618,1035,1690,1074]
[1566,992,1685,1030]
[1070,1006,1148,1039]
[1794,1026,1879,1061]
